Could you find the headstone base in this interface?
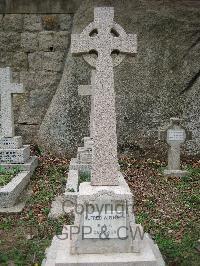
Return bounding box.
[0,145,30,163]
[0,136,22,149]
[70,173,136,255]
[164,169,188,177]
[42,227,165,266]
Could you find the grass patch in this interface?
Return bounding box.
[0,166,21,187]
[78,171,91,189]
[0,154,72,265]
[124,157,200,266]
[0,155,199,265]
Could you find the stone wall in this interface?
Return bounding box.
[0,0,200,157]
[0,13,73,144]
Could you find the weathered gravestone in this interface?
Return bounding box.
[159,117,192,177]
[0,67,38,210]
[69,70,95,171]
[43,7,164,265]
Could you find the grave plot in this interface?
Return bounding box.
[44,7,165,266]
[159,117,192,177]
[0,67,38,212]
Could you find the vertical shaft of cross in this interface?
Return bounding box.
[168,144,181,170]
[0,67,24,138]
[91,53,118,185]
[71,7,137,186]
[90,70,95,139]
[1,92,14,137]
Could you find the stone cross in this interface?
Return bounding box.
[78,70,95,138]
[0,67,24,137]
[71,7,137,186]
[159,117,192,176]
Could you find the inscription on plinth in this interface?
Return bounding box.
[84,210,127,239]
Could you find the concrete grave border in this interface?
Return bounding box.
[0,170,31,208]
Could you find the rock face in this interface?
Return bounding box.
[0,0,200,156]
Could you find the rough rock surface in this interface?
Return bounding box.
[39,0,200,156]
[0,0,199,156]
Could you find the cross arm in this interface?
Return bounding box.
[112,34,137,54]
[78,85,92,96]
[11,83,24,94]
[71,34,95,55]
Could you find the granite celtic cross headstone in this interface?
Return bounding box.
[0,67,24,138]
[71,7,137,186]
[43,7,165,265]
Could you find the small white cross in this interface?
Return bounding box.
[0,67,24,137]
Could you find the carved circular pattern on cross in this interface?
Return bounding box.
[82,21,127,67]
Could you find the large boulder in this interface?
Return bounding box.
[38,0,200,156]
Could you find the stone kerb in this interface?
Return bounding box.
[0,171,31,208]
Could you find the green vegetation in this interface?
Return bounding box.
[0,154,72,266]
[0,154,199,265]
[0,166,21,187]
[123,156,200,266]
[79,171,90,183]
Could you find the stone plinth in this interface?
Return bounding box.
[43,173,165,266]
[0,145,30,163]
[77,147,92,165]
[0,137,38,172]
[69,137,93,173]
[0,136,22,149]
[70,173,136,255]
[163,169,188,177]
